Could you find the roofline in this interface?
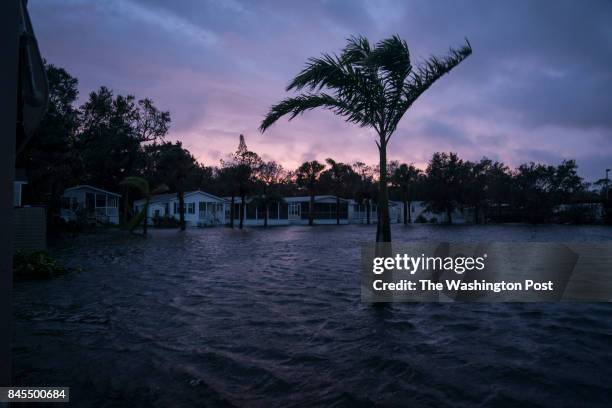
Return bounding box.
[135,190,228,205]
[284,195,351,203]
[64,185,122,197]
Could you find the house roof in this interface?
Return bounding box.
[135,190,227,205]
[64,185,121,197]
[284,195,351,203]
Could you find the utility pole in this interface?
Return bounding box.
[0,0,19,391]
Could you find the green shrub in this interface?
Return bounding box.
[13,251,70,281]
[152,215,180,228]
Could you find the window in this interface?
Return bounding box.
[187,203,195,214]
[107,196,118,208]
[199,202,206,212]
[154,209,160,217]
[96,194,106,208]
[288,203,301,217]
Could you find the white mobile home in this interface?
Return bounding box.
[391,200,467,224]
[227,197,290,226]
[134,190,227,227]
[61,185,121,225]
[284,196,355,225]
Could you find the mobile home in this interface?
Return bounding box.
[61,185,121,225]
[134,191,227,227]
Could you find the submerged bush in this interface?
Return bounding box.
[152,215,180,228]
[13,251,70,281]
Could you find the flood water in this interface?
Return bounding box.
[12,224,612,407]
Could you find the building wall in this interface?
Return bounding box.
[14,207,46,252]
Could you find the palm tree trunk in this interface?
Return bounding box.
[229,195,235,228]
[376,141,391,242]
[403,191,408,225]
[408,199,412,223]
[309,189,314,226]
[178,191,185,231]
[239,192,245,229]
[336,195,340,225]
[123,186,129,226]
[143,198,149,237]
[264,203,269,227]
[366,199,370,225]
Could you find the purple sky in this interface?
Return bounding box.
[30,0,612,181]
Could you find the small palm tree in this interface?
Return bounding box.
[261,35,472,242]
[120,176,168,237]
[296,160,325,226]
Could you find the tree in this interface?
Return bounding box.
[486,161,512,221]
[296,160,325,225]
[221,135,262,229]
[217,165,240,228]
[324,158,351,224]
[154,142,197,231]
[254,161,286,227]
[424,152,464,224]
[353,162,376,224]
[78,87,170,211]
[17,64,81,228]
[260,35,472,242]
[513,162,556,223]
[119,176,168,236]
[391,162,421,224]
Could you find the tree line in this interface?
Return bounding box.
[18,64,610,234]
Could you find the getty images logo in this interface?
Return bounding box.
[372,253,487,275]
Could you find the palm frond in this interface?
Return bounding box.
[367,35,412,82]
[341,35,371,65]
[152,183,169,195]
[120,176,149,195]
[404,38,472,105]
[259,93,365,132]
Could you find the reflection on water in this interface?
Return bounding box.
[13,225,612,407]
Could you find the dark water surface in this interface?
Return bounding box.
[12,225,612,407]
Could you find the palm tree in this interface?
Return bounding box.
[260,35,472,242]
[296,160,325,226]
[392,163,421,224]
[119,176,168,237]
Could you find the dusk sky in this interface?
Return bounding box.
[30,0,612,181]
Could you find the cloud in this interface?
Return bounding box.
[29,0,612,180]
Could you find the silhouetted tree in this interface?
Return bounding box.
[221,135,262,229]
[155,142,196,230]
[17,63,81,228]
[254,161,286,227]
[424,152,464,224]
[353,162,376,224]
[296,160,325,225]
[392,162,421,224]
